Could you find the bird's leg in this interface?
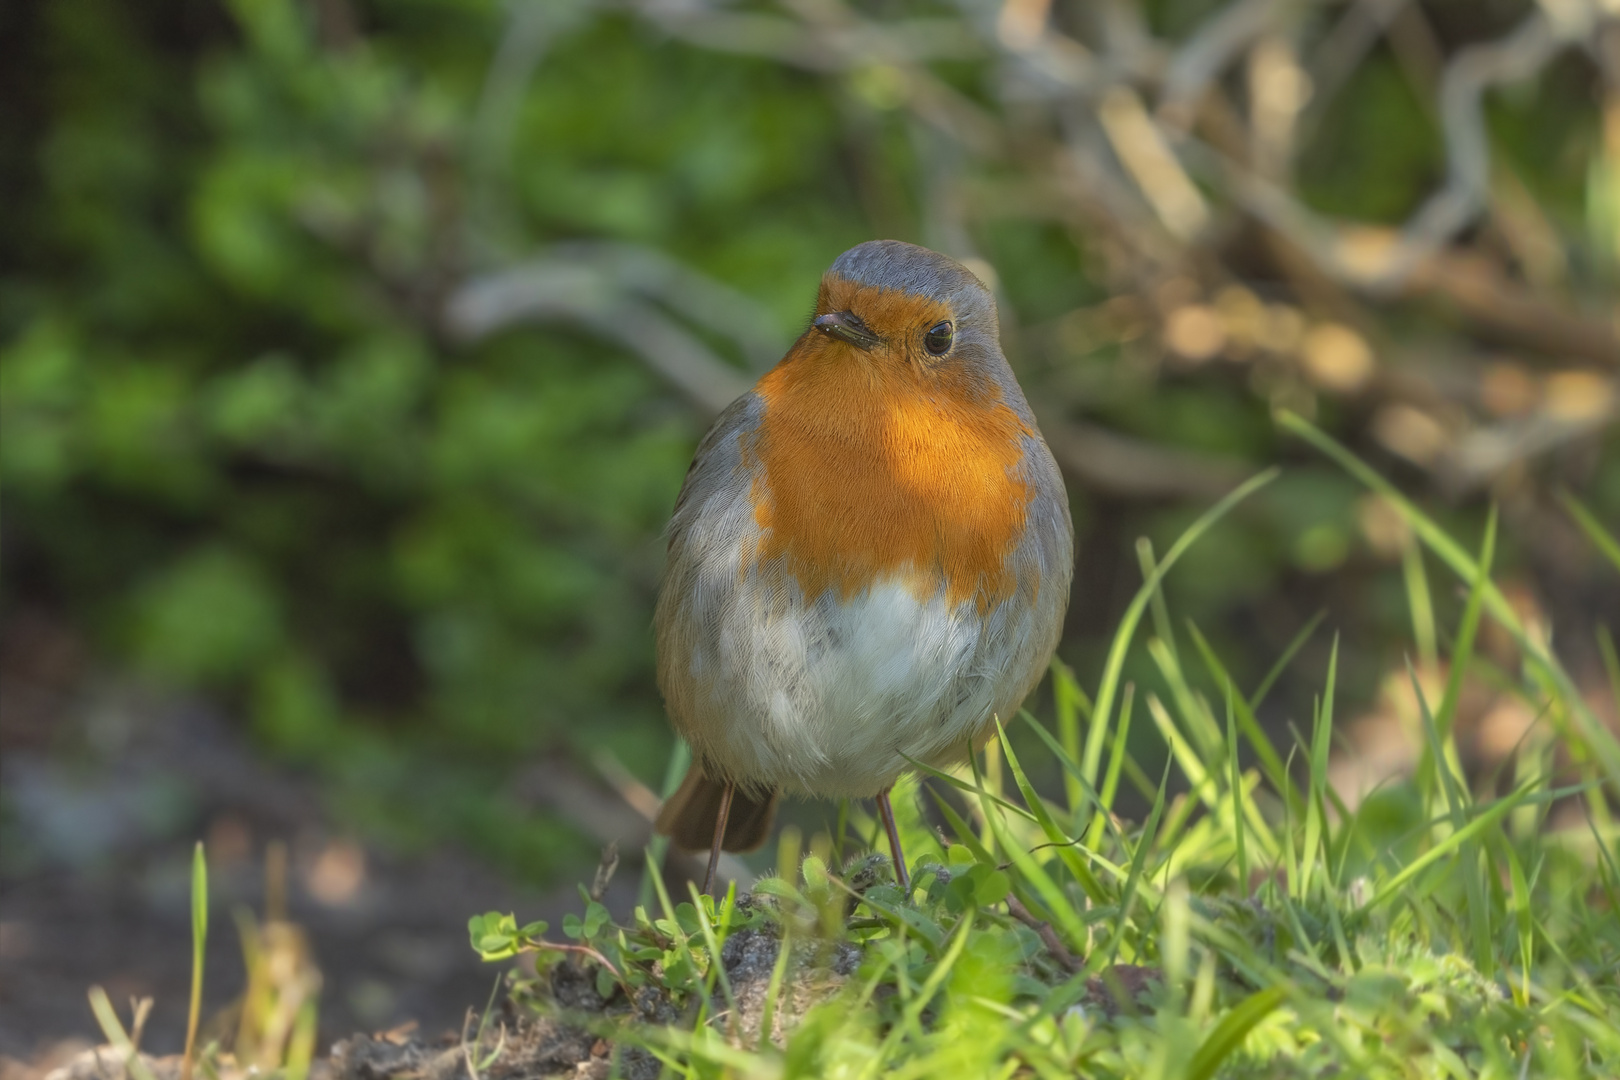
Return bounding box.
[875,786,911,894]
[704,781,735,898]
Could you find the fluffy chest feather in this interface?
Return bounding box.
[747,349,1034,612]
[697,572,1040,796]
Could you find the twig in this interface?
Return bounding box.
[592,747,664,821]
[470,2,587,176]
[445,0,1616,520]
[511,759,755,891]
[591,841,620,903]
[536,940,628,985]
[1004,893,1084,974]
[443,252,755,416]
[1158,0,1288,127]
[1038,414,1248,501]
[1303,0,1412,129]
[86,988,160,1080]
[1099,86,1210,240]
[1383,8,1575,289]
[630,2,981,72]
[1407,254,1620,367]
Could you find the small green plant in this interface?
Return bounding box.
[232,842,323,1073]
[84,840,324,1080]
[86,841,207,1080]
[472,864,771,1006]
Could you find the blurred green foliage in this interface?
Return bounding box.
[2,0,881,873]
[3,0,1616,877]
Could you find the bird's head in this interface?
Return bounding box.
[796,240,1006,399]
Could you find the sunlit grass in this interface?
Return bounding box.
[87,841,322,1080]
[474,416,1620,1078]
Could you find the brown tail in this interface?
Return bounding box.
[655,767,778,853]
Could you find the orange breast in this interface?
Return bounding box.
[746,316,1033,613]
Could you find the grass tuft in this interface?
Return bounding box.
[469,426,1620,1077]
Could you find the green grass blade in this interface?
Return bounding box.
[983,803,1090,959]
[1503,839,1535,1008]
[1409,658,1492,969]
[1019,709,1137,857]
[1018,710,1089,793]
[1413,509,1497,970]
[687,882,740,1027]
[1148,692,1277,857]
[645,846,680,925]
[1324,781,1360,888]
[1351,780,1550,921]
[1598,626,1620,718]
[861,917,975,1080]
[1150,635,1223,765]
[1411,659,1466,819]
[1051,658,1092,814]
[1137,537,1180,670]
[88,988,160,1080]
[1184,985,1288,1080]
[1279,747,1300,907]
[1146,691,1219,816]
[1103,760,1169,966]
[182,840,207,1080]
[285,997,317,1080]
[1586,811,1620,918]
[1298,638,1336,900]
[1559,489,1620,574]
[904,754,1039,825]
[643,847,712,1022]
[1592,628,1619,831]
[1226,690,1248,897]
[1278,411,1620,781]
[1431,507,1497,749]
[996,719,1108,902]
[1083,469,1280,788]
[1249,609,1327,713]
[1401,536,1439,676]
[926,785,995,866]
[1272,883,1330,977]
[1090,684,1136,849]
[641,739,691,910]
[1186,620,1302,815]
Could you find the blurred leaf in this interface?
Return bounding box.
[252,652,340,755]
[131,547,283,684]
[0,319,85,490]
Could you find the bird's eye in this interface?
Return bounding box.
[924,321,954,356]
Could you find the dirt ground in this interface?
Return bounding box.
[0,614,646,1074]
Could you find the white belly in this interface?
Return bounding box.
[681,572,1042,797]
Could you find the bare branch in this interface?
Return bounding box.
[1382,7,1579,288]
[1037,412,1250,501]
[1158,0,1289,127]
[443,244,774,416]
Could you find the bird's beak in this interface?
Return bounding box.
[813,311,881,350]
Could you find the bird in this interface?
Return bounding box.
[653,239,1073,895]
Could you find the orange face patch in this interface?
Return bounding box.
[747,279,1033,612]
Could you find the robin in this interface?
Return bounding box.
[653,240,1073,894]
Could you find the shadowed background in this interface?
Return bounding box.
[2,0,1617,1067]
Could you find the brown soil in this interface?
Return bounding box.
[22,927,1164,1080]
[28,927,865,1080]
